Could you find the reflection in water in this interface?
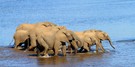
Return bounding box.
[36,52,105,67]
[37,56,68,65]
[1,41,135,67]
[1,0,135,46]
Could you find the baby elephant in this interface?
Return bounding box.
[75,30,115,53]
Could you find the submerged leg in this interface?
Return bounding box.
[68,45,73,54]
[37,37,49,58]
[54,41,61,56]
[71,41,78,54]
[83,42,90,52]
[62,45,67,56]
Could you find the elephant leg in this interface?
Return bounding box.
[68,45,72,54]
[42,45,49,57]
[54,47,59,56]
[71,41,78,54]
[35,47,41,57]
[28,38,36,51]
[99,43,105,52]
[96,43,99,53]
[62,45,66,56]
[54,41,61,56]
[37,38,49,57]
[96,42,105,53]
[83,42,90,52]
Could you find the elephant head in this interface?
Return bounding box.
[14,30,29,49]
[95,30,115,49]
[62,30,83,54]
[69,31,83,48]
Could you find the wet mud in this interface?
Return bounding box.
[0,41,135,67]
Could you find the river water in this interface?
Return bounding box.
[0,0,135,67]
[0,0,135,46]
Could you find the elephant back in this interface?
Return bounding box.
[16,23,35,31]
[35,22,57,27]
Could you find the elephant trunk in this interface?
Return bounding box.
[108,38,115,49]
[14,43,19,49]
[14,40,19,49]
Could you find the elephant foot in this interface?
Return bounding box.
[94,50,99,54]
[41,54,51,58]
[63,54,66,56]
[37,54,41,57]
[24,49,28,52]
[102,50,106,53]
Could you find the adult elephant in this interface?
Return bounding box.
[26,26,82,57]
[14,22,57,49]
[14,25,65,49]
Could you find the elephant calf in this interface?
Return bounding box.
[75,30,115,53]
[84,30,115,49]
[74,32,101,52]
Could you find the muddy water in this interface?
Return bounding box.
[0,41,135,67]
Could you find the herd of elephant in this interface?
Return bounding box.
[13,22,115,58]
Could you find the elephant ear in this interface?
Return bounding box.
[68,30,79,40]
[67,30,83,47]
[61,30,73,40]
[55,26,67,30]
